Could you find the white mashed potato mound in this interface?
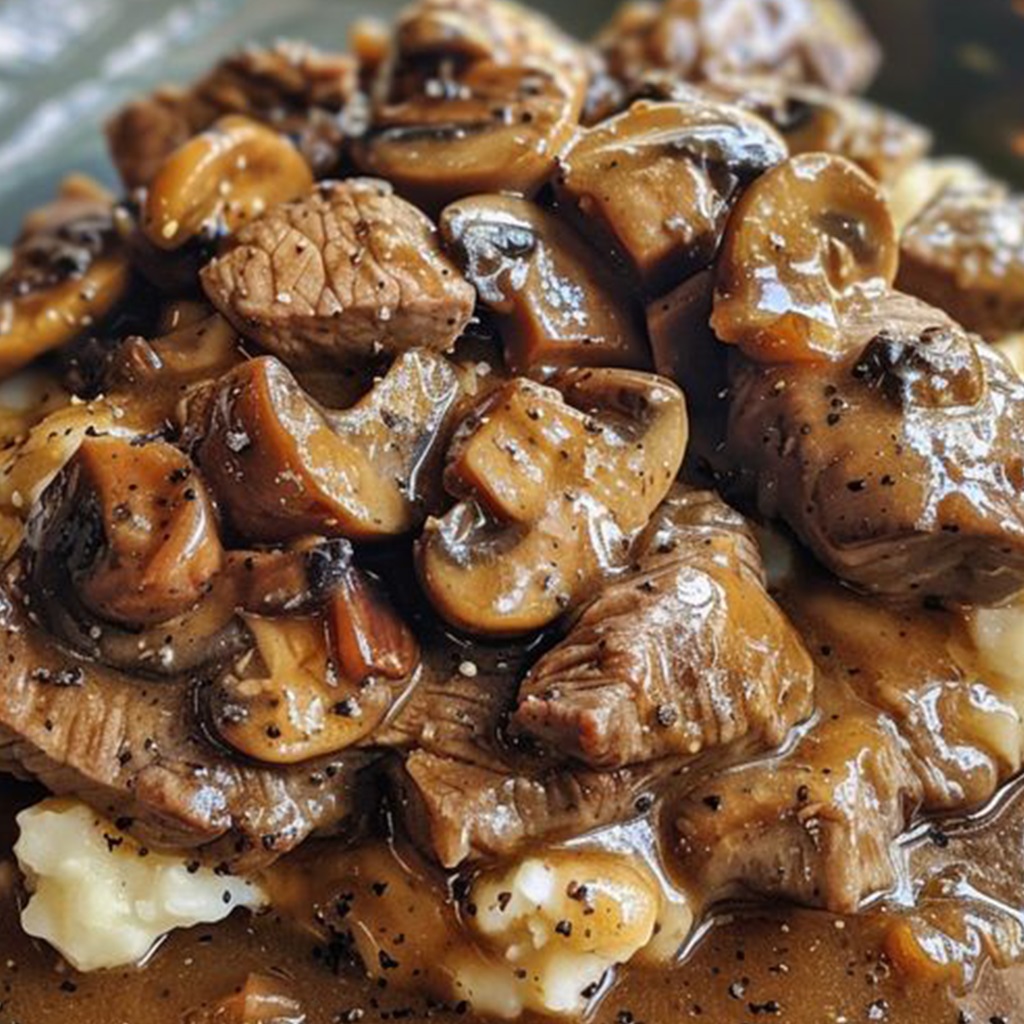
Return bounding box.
[971,599,1024,693]
[451,853,661,1018]
[14,798,266,972]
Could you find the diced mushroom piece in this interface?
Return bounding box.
[712,153,899,363]
[200,179,475,368]
[726,291,1024,605]
[0,189,130,380]
[440,195,650,371]
[26,437,223,628]
[512,488,815,768]
[555,100,786,295]
[142,115,314,251]
[701,74,932,184]
[106,41,358,189]
[898,182,1024,340]
[353,62,583,213]
[194,350,463,543]
[417,368,687,635]
[598,0,880,96]
[206,569,419,765]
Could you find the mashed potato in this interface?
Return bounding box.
[451,852,663,1018]
[14,798,266,972]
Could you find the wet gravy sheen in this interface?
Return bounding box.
[2,573,1024,1024]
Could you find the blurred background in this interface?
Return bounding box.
[0,0,1021,238]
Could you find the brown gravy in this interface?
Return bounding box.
[0,775,1021,1023]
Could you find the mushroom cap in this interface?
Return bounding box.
[712,152,898,363]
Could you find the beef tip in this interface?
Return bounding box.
[786,577,1024,813]
[676,702,921,914]
[700,74,931,185]
[0,577,369,869]
[726,291,1024,605]
[898,182,1024,340]
[396,751,676,868]
[200,179,476,368]
[597,0,880,96]
[512,488,815,769]
[379,650,688,866]
[106,41,358,188]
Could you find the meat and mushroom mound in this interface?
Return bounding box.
[9,0,1024,1018]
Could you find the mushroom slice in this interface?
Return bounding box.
[555,99,786,295]
[391,0,587,87]
[417,369,687,636]
[110,312,245,394]
[207,570,419,765]
[712,152,898,363]
[27,436,224,629]
[200,178,476,368]
[194,350,463,544]
[701,74,932,185]
[440,195,650,372]
[353,61,583,212]
[0,190,129,381]
[142,115,313,251]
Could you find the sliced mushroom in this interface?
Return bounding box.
[390,0,588,83]
[193,349,463,543]
[24,441,361,675]
[712,152,898,363]
[207,566,419,765]
[354,61,583,212]
[440,194,650,372]
[0,189,130,380]
[109,312,245,395]
[555,100,786,296]
[28,436,224,628]
[142,115,314,251]
[200,178,476,368]
[417,369,687,636]
[701,74,932,185]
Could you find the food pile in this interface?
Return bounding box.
[3,0,1024,1017]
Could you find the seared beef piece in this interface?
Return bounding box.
[396,751,677,867]
[898,182,1024,341]
[380,653,688,866]
[512,489,815,769]
[107,41,358,188]
[0,580,368,869]
[200,179,475,368]
[676,698,922,914]
[699,74,931,185]
[727,291,1024,605]
[785,578,1024,813]
[598,0,880,97]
